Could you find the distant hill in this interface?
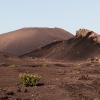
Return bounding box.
[21,29,100,61]
[0,27,73,56]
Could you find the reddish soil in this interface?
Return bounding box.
[0,56,100,100]
[0,28,100,100]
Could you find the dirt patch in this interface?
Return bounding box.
[0,59,100,100]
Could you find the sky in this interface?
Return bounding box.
[0,0,100,34]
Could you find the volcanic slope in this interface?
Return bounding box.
[0,52,19,65]
[0,27,73,56]
[22,29,100,61]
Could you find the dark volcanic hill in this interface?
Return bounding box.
[22,29,100,61]
[0,27,73,56]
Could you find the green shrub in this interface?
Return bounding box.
[42,64,48,67]
[10,64,17,67]
[19,73,41,87]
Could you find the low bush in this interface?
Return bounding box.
[19,73,41,87]
[10,64,17,67]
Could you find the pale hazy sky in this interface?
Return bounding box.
[0,0,100,34]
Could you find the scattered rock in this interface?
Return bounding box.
[24,88,28,93]
[0,95,8,100]
[6,90,14,95]
[15,98,22,100]
[17,88,21,92]
[0,63,9,67]
[79,75,90,80]
[88,57,100,63]
[23,98,30,100]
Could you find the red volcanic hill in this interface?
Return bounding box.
[21,29,100,61]
[0,27,73,56]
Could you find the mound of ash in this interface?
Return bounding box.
[21,29,100,61]
[0,27,73,56]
